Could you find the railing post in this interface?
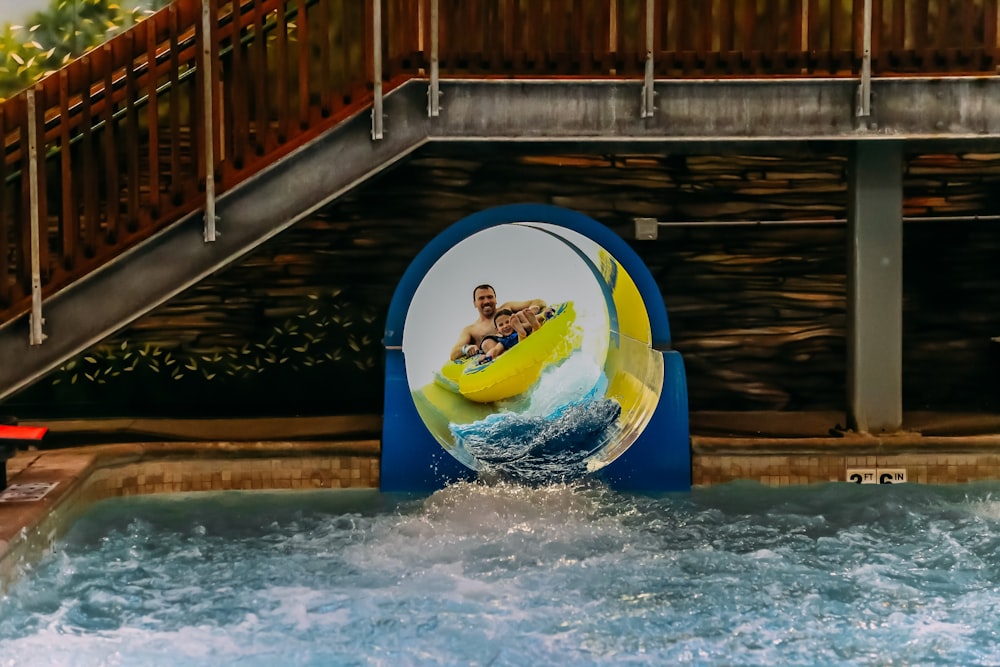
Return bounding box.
[641,0,655,118]
[26,89,45,346]
[856,0,872,118]
[427,0,440,117]
[371,0,385,139]
[201,0,218,242]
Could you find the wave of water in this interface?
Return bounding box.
[452,396,622,484]
[5,481,1000,665]
[448,352,623,483]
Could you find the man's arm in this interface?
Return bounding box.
[499,297,546,314]
[449,326,479,360]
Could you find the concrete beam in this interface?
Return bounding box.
[847,141,904,434]
[430,77,1000,141]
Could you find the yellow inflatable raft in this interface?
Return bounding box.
[436,302,581,404]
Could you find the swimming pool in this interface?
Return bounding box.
[2,479,999,666]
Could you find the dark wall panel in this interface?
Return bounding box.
[6,146,1000,418]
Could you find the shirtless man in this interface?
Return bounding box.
[449,284,547,360]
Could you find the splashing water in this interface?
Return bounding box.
[449,353,623,483]
[453,396,622,484]
[5,481,1000,665]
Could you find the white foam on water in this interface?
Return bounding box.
[5,482,1000,664]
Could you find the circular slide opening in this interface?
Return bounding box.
[402,221,664,484]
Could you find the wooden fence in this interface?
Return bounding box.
[1,0,997,328]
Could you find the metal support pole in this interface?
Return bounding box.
[371,0,384,139]
[856,0,872,118]
[26,89,45,346]
[427,0,440,117]
[641,0,655,118]
[201,0,217,242]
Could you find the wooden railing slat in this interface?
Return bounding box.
[18,97,31,292]
[80,55,99,256]
[125,31,141,232]
[252,0,269,153]
[317,0,332,116]
[986,0,998,68]
[275,0,290,141]
[296,0,310,129]
[0,102,8,307]
[102,44,121,245]
[146,16,161,217]
[30,87,50,283]
[894,0,906,52]
[58,70,77,270]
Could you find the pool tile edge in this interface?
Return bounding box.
[0,441,380,593]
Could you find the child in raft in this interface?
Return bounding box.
[479,305,556,363]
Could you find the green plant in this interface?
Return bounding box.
[0,0,168,100]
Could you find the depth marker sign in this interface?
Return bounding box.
[846,468,907,484]
[0,482,59,502]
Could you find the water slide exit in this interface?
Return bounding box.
[382,204,690,492]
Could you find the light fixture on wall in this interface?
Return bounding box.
[634,218,658,241]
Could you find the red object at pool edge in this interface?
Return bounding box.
[0,425,48,440]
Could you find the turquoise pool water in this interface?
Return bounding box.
[3,480,1000,666]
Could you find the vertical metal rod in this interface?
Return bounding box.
[201,0,217,241]
[371,0,384,139]
[428,0,440,117]
[26,89,45,346]
[856,0,872,118]
[641,0,654,118]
